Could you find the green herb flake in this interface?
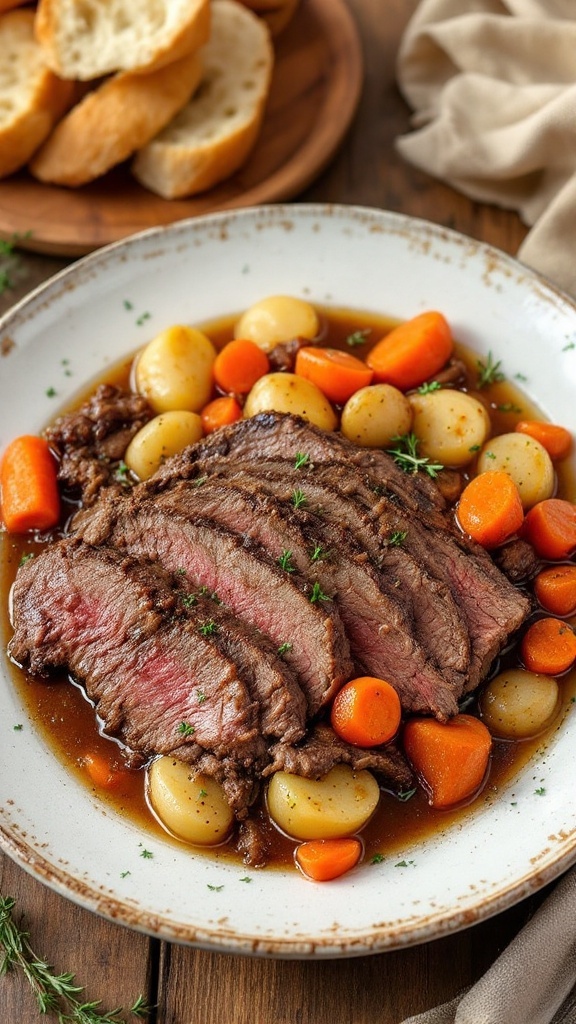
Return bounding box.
[181,593,197,609]
[13,724,23,731]
[278,549,296,573]
[18,553,34,566]
[277,642,293,656]
[196,689,207,704]
[136,311,151,326]
[123,299,134,310]
[198,789,208,800]
[477,351,505,388]
[193,475,207,488]
[387,433,444,478]
[199,620,218,637]
[345,328,371,348]
[397,787,417,803]
[207,884,224,892]
[389,530,407,547]
[563,341,576,352]
[45,386,57,398]
[120,870,131,879]
[310,543,329,562]
[370,853,385,864]
[469,444,481,452]
[535,787,546,796]
[239,876,252,883]
[140,849,154,859]
[394,859,416,868]
[294,452,310,469]
[291,488,307,509]
[177,721,195,737]
[417,380,441,394]
[496,402,522,414]
[309,581,331,603]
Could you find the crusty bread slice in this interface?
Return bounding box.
[34,0,211,80]
[29,49,203,186]
[0,9,75,179]
[132,0,273,200]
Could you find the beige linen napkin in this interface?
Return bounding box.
[399,865,576,1024]
[395,0,576,296]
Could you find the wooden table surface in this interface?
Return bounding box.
[0,1,549,1021]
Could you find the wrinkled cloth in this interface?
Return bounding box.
[395,0,576,296]
[399,865,576,1023]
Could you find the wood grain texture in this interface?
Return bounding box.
[0,1,539,1021]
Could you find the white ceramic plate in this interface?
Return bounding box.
[2,204,576,958]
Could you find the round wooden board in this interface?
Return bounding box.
[0,0,363,257]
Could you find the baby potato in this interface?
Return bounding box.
[477,433,555,509]
[134,325,216,413]
[147,758,234,846]
[478,668,560,740]
[267,764,380,840]
[341,383,412,448]
[124,411,203,480]
[243,372,337,431]
[234,295,320,353]
[409,389,491,467]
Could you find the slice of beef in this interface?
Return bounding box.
[9,540,265,766]
[151,477,461,718]
[77,497,353,716]
[196,459,471,691]
[150,411,447,516]
[172,585,307,743]
[262,723,413,794]
[44,384,153,505]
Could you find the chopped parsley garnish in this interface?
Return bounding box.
[345,328,371,348]
[120,870,131,878]
[277,642,293,656]
[370,853,385,864]
[389,530,407,547]
[140,849,154,859]
[534,787,546,796]
[177,721,195,737]
[181,593,197,609]
[395,859,416,868]
[207,884,224,892]
[45,387,57,398]
[136,311,151,326]
[291,488,307,509]
[397,787,417,802]
[199,620,218,636]
[309,581,331,603]
[278,549,296,573]
[198,789,208,800]
[496,402,522,414]
[417,380,441,394]
[310,543,329,562]
[387,433,444,478]
[18,553,34,566]
[239,876,252,883]
[476,351,505,388]
[13,724,23,731]
[196,689,207,704]
[294,452,310,469]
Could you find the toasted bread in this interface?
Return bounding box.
[132,0,273,200]
[29,49,203,186]
[35,0,211,80]
[0,9,75,179]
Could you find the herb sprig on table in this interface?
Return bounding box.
[0,895,152,1023]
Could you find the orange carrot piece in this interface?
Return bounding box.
[0,435,60,533]
[403,714,491,809]
[213,338,270,394]
[294,347,373,405]
[515,421,572,461]
[295,837,362,881]
[83,753,130,790]
[201,395,243,434]
[522,498,576,560]
[330,676,401,747]
[534,565,576,617]
[456,470,524,549]
[366,311,454,391]
[521,617,576,675]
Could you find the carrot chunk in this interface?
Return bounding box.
[403,714,492,809]
[295,838,362,881]
[82,753,131,790]
[294,347,373,405]
[534,565,576,617]
[521,617,576,675]
[522,498,576,560]
[213,338,270,395]
[366,311,454,390]
[456,470,524,549]
[330,676,401,747]
[201,395,243,434]
[0,435,60,533]
[515,421,572,461]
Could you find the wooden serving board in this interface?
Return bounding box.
[0,0,363,256]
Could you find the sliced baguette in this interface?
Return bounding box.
[35,0,211,80]
[132,0,273,200]
[29,50,203,186]
[0,9,75,179]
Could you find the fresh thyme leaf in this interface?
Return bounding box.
[198,789,208,799]
[135,312,151,327]
[387,434,444,478]
[496,402,522,414]
[278,549,296,573]
[396,788,417,802]
[370,853,385,864]
[389,530,407,547]
[309,581,331,603]
[291,488,307,509]
[196,689,206,704]
[140,849,154,859]
[310,543,329,562]
[199,620,218,637]
[13,724,23,731]
[277,642,293,656]
[476,351,505,388]
[177,721,195,737]
[239,876,252,883]
[0,894,151,1022]
[417,380,441,394]
[207,884,224,892]
[534,787,546,796]
[294,452,310,469]
[45,387,57,398]
[181,593,197,609]
[19,552,34,566]
[345,328,371,348]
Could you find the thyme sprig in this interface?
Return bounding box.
[387,434,444,478]
[476,351,505,388]
[0,895,151,1022]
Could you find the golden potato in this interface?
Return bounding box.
[243,372,337,430]
[147,758,234,846]
[478,668,560,739]
[134,325,216,413]
[267,764,380,840]
[234,295,319,353]
[124,411,203,480]
[340,383,413,448]
[477,433,555,509]
[408,389,491,467]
